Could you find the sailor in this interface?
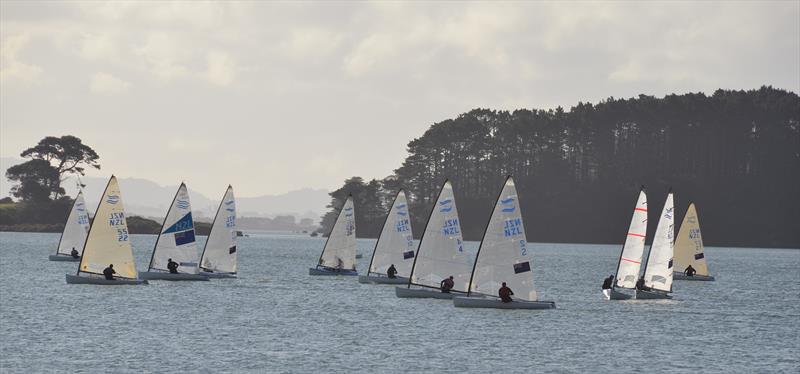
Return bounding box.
[167,258,179,274]
[635,276,647,291]
[335,257,344,272]
[684,265,696,277]
[103,264,116,280]
[387,264,398,279]
[602,275,614,298]
[70,247,79,258]
[499,282,514,303]
[440,276,455,293]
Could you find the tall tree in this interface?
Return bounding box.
[19,135,100,198]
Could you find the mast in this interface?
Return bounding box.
[613,185,645,290]
[365,190,401,276]
[406,179,449,289]
[316,193,352,269]
[148,182,184,271]
[199,185,230,271]
[466,176,512,297]
[76,176,114,276]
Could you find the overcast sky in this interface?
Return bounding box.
[1,1,798,198]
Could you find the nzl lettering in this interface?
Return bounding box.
[396,218,410,233]
[504,218,522,237]
[443,218,460,235]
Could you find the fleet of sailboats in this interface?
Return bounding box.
[309,194,358,276]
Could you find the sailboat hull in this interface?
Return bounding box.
[605,288,633,300]
[308,267,358,276]
[453,296,556,309]
[634,289,672,299]
[395,287,458,299]
[138,272,210,281]
[673,273,715,281]
[358,275,409,284]
[200,271,237,279]
[65,274,148,285]
[49,255,80,262]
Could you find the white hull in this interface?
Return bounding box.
[358,275,409,284]
[605,288,633,300]
[49,254,80,262]
[395,287,458,299]
[65,274,148,285]
[308,267,358,276]
[673,272,715,281]
[139,271,210,281]
[200,271,237,279]
[453,296,555,309]
[634,289,672,299]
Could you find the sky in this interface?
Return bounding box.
[1,1,798,198]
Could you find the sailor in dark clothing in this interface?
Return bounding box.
[440,276,455,293]
[70,248,79,258]
[636,276,648,291]
[499,282,514,303]
[167,258,179,274]
[602,275,614,298]
[684,265,696,277]
[387,264,398,279]
[103,264,116,280]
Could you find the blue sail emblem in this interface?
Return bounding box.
[439,199,452,205]
[439,199,453,213]
[396,204,406,209]
[106,195,120,204]
[500,196,516,213]
[396,211,407,216]
[176,199,190,209]
[344,206,354,217]
[163,212,194,234]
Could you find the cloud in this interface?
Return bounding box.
[205,51,236,86]
[0,33,43,85]
[134,32,191,81]
[89,72,130,94]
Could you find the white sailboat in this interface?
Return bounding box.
[635,191,675,299]
[673,202,715,281]
[309,194,358,276]
[199,185,238,278]
[49,191,90,262]
[606,187,648,300]
[358,189,416,284]
[139,183,208,281]
[65,176,147,285]
[396,180,472,299]
[453,177,555,309]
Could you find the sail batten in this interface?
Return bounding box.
[199,186,237,274]
[56,191,90,256]
[149,183,200,274]
[614,189,648,289]
[367,190,416,277]
[674,203,710,276]
[643,192,675,292]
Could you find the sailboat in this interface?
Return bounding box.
[635,190,675,299]
[309,194,358,276]
[358,189,416,284]
[139,183,209,281]
[673,202,715,281]
[199,185,238,278]
[65,176,147,285]
[453,177,555,309]
[396,180,472,299]
[606,187,648,300]
[49,191,90,261]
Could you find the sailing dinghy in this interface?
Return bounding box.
[358,189,416,284]
[49,191,90,262]
[635,191,675,299]
[453,177,555,309]
[606,187,648,300]
[396,180,471,299]
[309,194,358,276]
[139,183,208,281]
[65,176,147,285]
[673,203,715,281]
[199,185,238,278]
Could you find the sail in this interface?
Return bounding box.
[318,195,357,270]
[614,189,648,289]
[673,203,709,276]
[368,190,416,277]
[149,183,200,274]
[468,177,538,301]
[409,180,471,292]
[56,191,90,256]
[77,176,137,279]
[200,186,237,274]
[643,192,675,292]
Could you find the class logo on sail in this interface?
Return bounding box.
[106,194,120,204]
[176,199,190,210]
[500,196,516,213]
[439,199,453,213]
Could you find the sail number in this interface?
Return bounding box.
[225,215,235,228]
[109,212,125,226]
[77,215,89,226]
[396,218,410,233]
[688,228,701,239]
[519,240,527,256]
[443,218,460,236]
[504,218,523,237]
[117,228,129,242]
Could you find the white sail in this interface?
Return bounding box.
[149,183,200,274]
[409,180,472,292]
[318,195,357,270]
[56,191,90,256]
[615,188,648,289]
[468,177,538,301]
[643,192,675,292]
[200,186,237,274]
[368,190,416,277]
[674,203,710,276]
[77,176,137,279]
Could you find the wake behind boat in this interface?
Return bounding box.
[65,176,147,285]
[673,202,715,281]
[49,191,90,262]
[309,195,358,276]
[604,187,648,300]
[635,191,675,300]
[359,189,417,285]
[453,176,555,309]
[198,185,238,279]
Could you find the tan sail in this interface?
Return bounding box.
[674,203,709,276]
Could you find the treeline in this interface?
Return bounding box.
[320,87,800,248]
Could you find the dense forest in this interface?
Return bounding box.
[319,87,800,248]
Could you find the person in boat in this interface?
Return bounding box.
[499,282,514,303]
[103,264,116,280]
[684,265,696,277]
[70,247,79,258]
[602,275,614,298]
[440,276,455,293]
[636,276,650,291]
[387,264,398,279]
[167,258,179,274]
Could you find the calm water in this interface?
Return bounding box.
[1,232,798,373]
